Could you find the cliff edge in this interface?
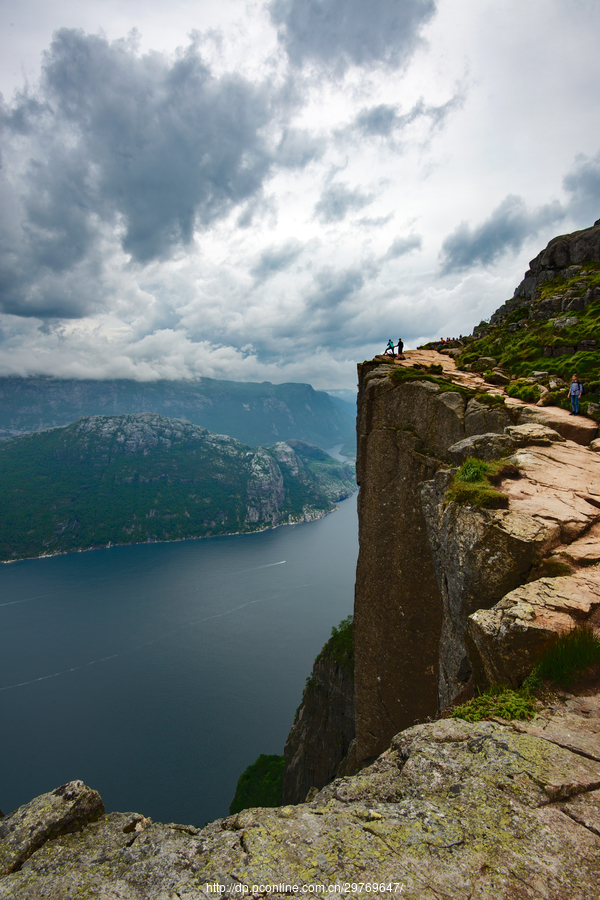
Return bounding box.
[354,354,600,763]
[1,688,599,898]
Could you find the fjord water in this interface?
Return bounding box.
[0,492,357,825]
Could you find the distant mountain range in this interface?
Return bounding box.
[0,376,355,450]
[0,414,356,562]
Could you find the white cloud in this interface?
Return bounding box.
[1,0,600,390]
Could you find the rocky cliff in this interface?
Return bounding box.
[354,356,600,764]
[282,618,355,805]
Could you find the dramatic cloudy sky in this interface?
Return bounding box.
[1,0,600,390]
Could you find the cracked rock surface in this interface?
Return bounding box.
[1,692,599,899]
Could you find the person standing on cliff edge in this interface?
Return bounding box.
[567,373,583,415]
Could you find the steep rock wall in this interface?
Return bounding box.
[354,364,515,763]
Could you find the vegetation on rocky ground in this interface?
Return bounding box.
[315,614,354,671]
[452,626,600,723]
[453,264,600,419]
[524,625,600,689]
[228,754,284,815]
[297,614,354,721]
[450,685,537,722]
[446,456,520,509]
[0,416,356,561]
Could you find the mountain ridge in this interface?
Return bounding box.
[0,413,355,562]
[0,375,355,450]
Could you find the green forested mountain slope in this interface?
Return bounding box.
[0,414,355,561]
[0,376,355,449]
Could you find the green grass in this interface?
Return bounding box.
[524,625,600,689]
[229,754,284,815]
[315,615,354,671]
[456,279,600,384]
[446,457,519,509]
[450,685,536,722]
[506,382,541,403]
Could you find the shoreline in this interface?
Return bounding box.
[0,490,357,565]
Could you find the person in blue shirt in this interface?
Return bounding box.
[567,374,583,415]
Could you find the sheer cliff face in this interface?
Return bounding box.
[354,364,515,764]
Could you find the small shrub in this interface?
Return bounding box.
[506,382,540,403]
[451,685,536,722]
[528,625,600,688]
[455,458,488,483]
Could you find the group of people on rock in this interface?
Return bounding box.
[384,338,404,359]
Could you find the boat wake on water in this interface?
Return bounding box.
[0,570,288,692]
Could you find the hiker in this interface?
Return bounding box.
[396,338,404,359]
[567,374,583,415]
[384,339,395,357]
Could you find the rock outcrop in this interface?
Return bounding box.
[512,218,600,303]
[2,695,600,898]
[354,357,600,764]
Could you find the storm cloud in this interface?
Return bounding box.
[353,97,456,139]
[0,29,276,316]
[269,0,436,72]
[314,182,374,223]
[563,152,600,224]
[251,240,304,283]
[383,234,422,260]
[439,195,566,274]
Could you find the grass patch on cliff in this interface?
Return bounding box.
[229,754,284,815]
[451,685,536,722]
[388,366,508,412]
[446,457,519,509]
[524,625,600,690]
[455,267,600,383]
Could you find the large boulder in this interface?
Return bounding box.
[421,470,559,707]
[466,567,600,687]
[0,781,104,876]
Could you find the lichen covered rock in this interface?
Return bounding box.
[2,701,600,899]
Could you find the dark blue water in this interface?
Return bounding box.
[0,492,357,825]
